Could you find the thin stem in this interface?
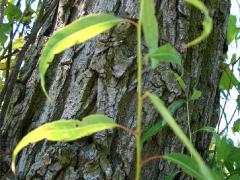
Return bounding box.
[141,155,164,166]
[220,106,238,135]
[186,98,192,147]
[135,22,143,180]
[117,124,136,136]
[135,1,144,179]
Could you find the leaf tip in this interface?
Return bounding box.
[11,160,16,175]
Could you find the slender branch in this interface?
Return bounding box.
[5,27,13,80]
[141,155,164,166]
[0,49,20,60]
[135,0,144,179]
[220,106,238,135]
[117,124,136,136]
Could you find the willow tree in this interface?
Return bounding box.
[0,0,230,179]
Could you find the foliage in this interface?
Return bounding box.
[0,0,238,179]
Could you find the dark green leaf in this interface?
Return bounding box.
[39,14,123,97]
[228,174,240,180]
[227,15,237,44]
[164,172,180,180]
[142,0,159,52]
[149,44,181,69]
[190,89,202,100]
[11,114,118,173]
[232,119,240,133]
[141,100,184,144]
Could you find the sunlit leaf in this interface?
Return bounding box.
[5,3,22,22]
[227,15,237,45]
[190,89,202,100]
[142,0,159,52]
[184,0,213,48]
[39,14,123,97]
[146,92,214,180]
[11,114,118,173]
[13,37,25,49]
[148,44,181,69]
[164,153,203,179]
[141,100,184,144]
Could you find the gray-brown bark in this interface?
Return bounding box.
[1,0,230,179]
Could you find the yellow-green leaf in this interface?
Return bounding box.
[39,14,123,97]
[11,114,117,174]
[141,0,159,52]
[184,0,213,48]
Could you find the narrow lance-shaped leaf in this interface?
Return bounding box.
[39,14,123,97]
[184,0,213,48]
[11,114,118,174]
[227,15,237,45]
[141,0,159,52]
[164,153,203,179]
[141,99,184,144]
[146,92,215,180]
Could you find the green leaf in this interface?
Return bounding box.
[148,44,181,69]
[184,0,213,48]
[164,172,180,180]
[219,65,239,90]
[230,54,238,65]
[146,92,214,180]
[141,100,184,144]
[227,15,237,45]
[0,23,11,44]
[142,0,159,52]
[11,114,117,173]
[164,153,203,179]
[190,89,202,100]
[228,174,240,180]
[232,119,240,133]
[174,73,186,92]
[5,3,22,22]
[39,14,123,97]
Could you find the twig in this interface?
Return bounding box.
[220,107,238,135]
[141,155,164,166]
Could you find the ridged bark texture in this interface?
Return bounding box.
[0,0,230,179]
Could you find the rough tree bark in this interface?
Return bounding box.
[0,0,230,179]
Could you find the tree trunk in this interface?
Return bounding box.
[0,0,230,179]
